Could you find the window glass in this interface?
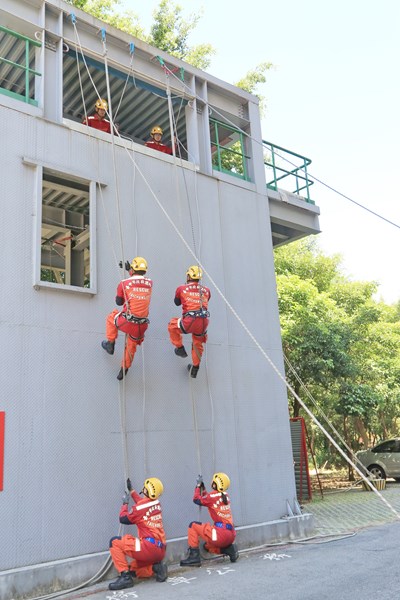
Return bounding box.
[373,440,397,453]
[41,169,91,289]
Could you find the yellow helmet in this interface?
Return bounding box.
[130,256,148,272]
[151,125,163,136]
[143,477,164,499]
[212,472,230,492]
[186,265,202,280]
[95,98,108,111]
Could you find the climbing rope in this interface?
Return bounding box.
[70,19,400,583]
[30,18,400,600]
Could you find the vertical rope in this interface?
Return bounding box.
[102,38,125,265]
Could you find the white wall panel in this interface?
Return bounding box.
[0,100,296,572]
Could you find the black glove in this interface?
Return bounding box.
[122,491,130,505]
[125,260,131,271]
[127,478,132,492]
[196,474,204,487]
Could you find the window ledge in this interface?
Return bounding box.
[33,281,96,295]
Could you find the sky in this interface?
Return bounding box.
[122,0,400,304]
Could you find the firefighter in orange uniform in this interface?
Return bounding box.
[180,472,239,567]
[168,265,210,378]
[108,477,168,590]
[145,125,173,155]
[101,257,152,380]
[82,98,111,133]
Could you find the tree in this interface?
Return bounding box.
[66,0,272,93]
[149,0,215,69]
[66,0,216,69]
[275,239,400,471]
[235,61,273,116]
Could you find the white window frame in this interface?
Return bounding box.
[30,161,97,294]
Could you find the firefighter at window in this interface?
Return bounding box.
[144,125,174,155]
[180,473,239,567]
[168,265,210,378]
[82,98,111,133]
[101,257,152,380]
[108,477,168,590]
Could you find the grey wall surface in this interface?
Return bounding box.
[0,103,297,572]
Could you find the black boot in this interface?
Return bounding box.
[117,367,129,381]
[180,547,201,567]
[108,571,134,590]
[152,561,168,582]
[187,364,199,378]
[221,543,239,563]
[202,542,211,553]
[174,346,188,358]
[101,340,115,355]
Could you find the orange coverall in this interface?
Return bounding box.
[105,275,152,369]
[187,486,236,553]
[144,139,173,154]
[109,490,167,578]
[168,281,211,367]
[82,113,111,133]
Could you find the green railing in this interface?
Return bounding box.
[210,118,251,181]
[263,140,314,204]
[0,25,41,106]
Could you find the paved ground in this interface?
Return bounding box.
[36,481,400,600]
[308,478,400,534]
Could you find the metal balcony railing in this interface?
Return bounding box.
[263,140,314,204]
[0,25,41,106]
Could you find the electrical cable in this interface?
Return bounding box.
[35,20,399,600]
[161,62,400,231]
[71,14,400,524]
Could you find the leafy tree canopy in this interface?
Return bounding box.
[275,238,400,456]
[66,0,271,96]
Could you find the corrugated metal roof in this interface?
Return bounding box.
[62,50,188,150]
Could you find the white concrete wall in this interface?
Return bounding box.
[0,102,297,571]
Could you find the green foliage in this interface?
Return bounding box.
[234,61,273,115]
[213,141,245,176]
[337,383,379,418]
[150,0,216,69]
[275,239,400,466]
[275,237,342,292]
[66,0,215,68]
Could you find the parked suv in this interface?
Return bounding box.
[356,438,400,480]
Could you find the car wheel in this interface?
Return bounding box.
[367,465,386,479]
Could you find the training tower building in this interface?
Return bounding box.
[0,0,320,597]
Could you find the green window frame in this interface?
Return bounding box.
[0,25,41,106]
[210,117,250,181]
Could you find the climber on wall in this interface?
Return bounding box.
[108,477,168,590]
[101,257,152,380]
[180,472,239,567]
[168,265,210,378]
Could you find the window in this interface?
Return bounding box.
[0,25,41,106]
[209,117,250,180]
[373,440,399,453]
[63,48,188,156]
[37,168,95,292]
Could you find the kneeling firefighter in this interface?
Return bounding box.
[101,257,152,380]
[180,472,239,567]
[168,265,211,378]
[108,477,168,590]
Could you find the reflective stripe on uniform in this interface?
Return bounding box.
[135,499,160,511]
